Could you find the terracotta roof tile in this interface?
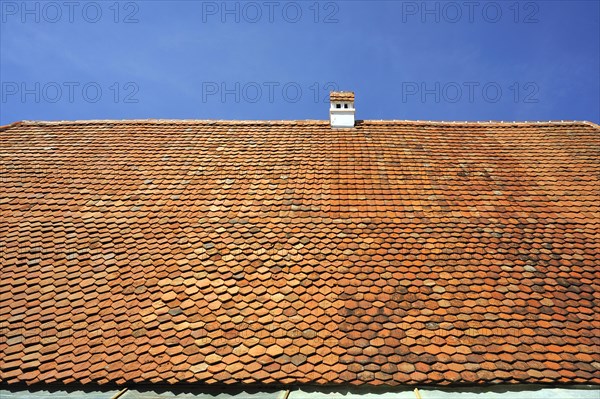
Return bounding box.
[330,91,355,102]
[0,119,599,388]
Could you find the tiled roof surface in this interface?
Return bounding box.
[1,120,599,388]
[330,92,355,102]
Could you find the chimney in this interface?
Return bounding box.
[330,91,355,128]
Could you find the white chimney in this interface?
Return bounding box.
[330,91,355,128]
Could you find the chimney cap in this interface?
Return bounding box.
[330,91,355,102]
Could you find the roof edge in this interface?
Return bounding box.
[2,381,599,394]
[0,121,24,131]
[2,119,599,128]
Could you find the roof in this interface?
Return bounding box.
[330,91,355,102]
[1,119,599,388]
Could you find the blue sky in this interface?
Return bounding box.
[1,0,599,124]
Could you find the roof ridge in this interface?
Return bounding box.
[3,119,598,128]
[0,121,24,131]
